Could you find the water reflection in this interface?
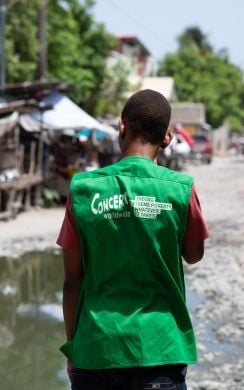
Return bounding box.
[0,250,69,390]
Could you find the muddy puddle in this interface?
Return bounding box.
[0,250,69,390]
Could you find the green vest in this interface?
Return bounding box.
[60,156,197,368]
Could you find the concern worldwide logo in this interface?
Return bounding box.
[91,192,172,220]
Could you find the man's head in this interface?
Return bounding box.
[120,89,171,147]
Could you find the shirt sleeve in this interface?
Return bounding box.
[56,195,81,251]
[183,185,210,244]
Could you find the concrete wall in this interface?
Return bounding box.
[212,122,230,156]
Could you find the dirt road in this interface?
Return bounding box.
[0,207,64,257]
[186,155,244,389]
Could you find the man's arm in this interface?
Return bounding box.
[62,248,83,341]
[182,240,204,264]
[182,185,209,264]
[57,196,83,379]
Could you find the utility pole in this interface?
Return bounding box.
[37,1,47,80]
[0,0,6,92]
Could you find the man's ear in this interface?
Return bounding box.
[118,118,126,139]
[161,129,173,149]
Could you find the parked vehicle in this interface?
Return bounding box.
[157,134,191,171]
[191,133,213,164]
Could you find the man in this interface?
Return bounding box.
[57,89,209,390]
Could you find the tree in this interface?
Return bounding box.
[158,26,244,130]
[47,0,116,111]
[6,0,42,82]
[94,59,131,117]
[177,26,213,55]
[5,0,117,114]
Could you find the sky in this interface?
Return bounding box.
[92,0,244,69]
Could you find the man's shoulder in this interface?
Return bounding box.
[71,163,118,185]
[156,165,194,186]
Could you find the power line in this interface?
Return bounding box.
[97,0,170,59]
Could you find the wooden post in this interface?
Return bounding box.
[7,188,15,219]
[29,141,36,174]
[24,187,31,210]
[37,133,43,173]
[34,184,41,207]
[37,1,48,80]
[18,144,25,174]
[0,0,6,90]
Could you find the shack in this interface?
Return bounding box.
[18,91,118,201]
[0,81,118,216]
[0,104,44,220]
[0,81,72,218]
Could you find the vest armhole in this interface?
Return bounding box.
[181,179,194,243]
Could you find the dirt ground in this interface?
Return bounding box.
[0,155,244,389]
[185,155,244,389]
[0,206,65,257]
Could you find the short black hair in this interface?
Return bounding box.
[121,89,171,144]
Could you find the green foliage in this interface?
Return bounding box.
[47,0,116,110]
[5,0,116,113]
[6,0,41,82]
[158,27,244,130]
[94,59,131,117]
[177,26,213,55]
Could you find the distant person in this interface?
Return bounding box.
[97,136,114,167]
[84,148,100,172]
[174,124,195,147]
[57,89,209,390]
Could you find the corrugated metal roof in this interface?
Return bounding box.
[0,111,18,138]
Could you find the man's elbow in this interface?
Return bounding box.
[183,253,203,264]
[182,242,204,264]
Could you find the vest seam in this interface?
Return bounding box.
[72,174,193,187]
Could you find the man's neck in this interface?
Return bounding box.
[122,141,159,161]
